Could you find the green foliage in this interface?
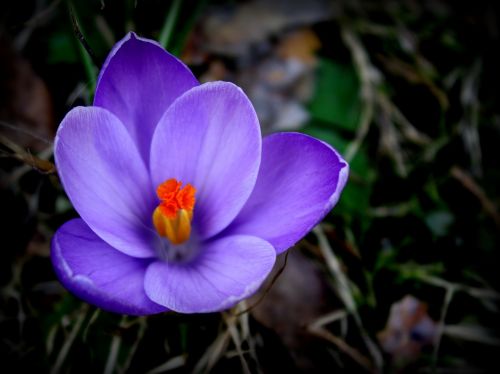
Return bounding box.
[308,59,362,132]
[47,32,79,64]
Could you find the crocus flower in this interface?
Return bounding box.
[51,32,349,315]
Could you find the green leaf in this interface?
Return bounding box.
[308,59,362,131]
[47,32,79,64]
[425,210,454,237]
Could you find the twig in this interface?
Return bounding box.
[0,135,55,174]
[193,330,230,374]
[234,251,289,316]
[308,309,348,331]
[68,4,99,67]
[417,274,500,301]
[443,324,500,346]
[0,120,52,145]
[459,60,483,177]
[118,318,147,374]
[313,226,384,370]
[223,313,251,374]
[376,54,448,110]
[145,355,187,374]
[341,26,376,163]
[451,166,500,229]
[307,326,373,372]
[432,286,456,369]
[104,316,127,374]
[68,2,98,98]
[51,305,88,374]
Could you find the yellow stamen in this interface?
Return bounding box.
[153,179,196,245]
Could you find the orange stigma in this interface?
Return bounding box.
[153,178,196,245]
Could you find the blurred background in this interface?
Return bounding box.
[1,0,499,372]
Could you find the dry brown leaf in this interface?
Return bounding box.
[277,28,321,66]
[250,249,333,371]
[378,295,437,363]
[0,34,54,152]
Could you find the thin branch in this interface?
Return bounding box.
[234,251,289,316]
[51,305,88,374]
[432,286,456,369]
[68,4,99,67]
[451,166,500,229]
[307,326,373,371]
[0,135,55,174]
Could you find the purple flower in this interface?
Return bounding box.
[51,32,349,315]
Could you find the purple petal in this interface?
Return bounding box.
[226,132,349,254]
[144,235,276,313]
[94,32,198,163]
[51,219,167,315]
[150,82,262,239]
[55,106,157,258]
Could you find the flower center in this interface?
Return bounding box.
[152,178,196,245]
